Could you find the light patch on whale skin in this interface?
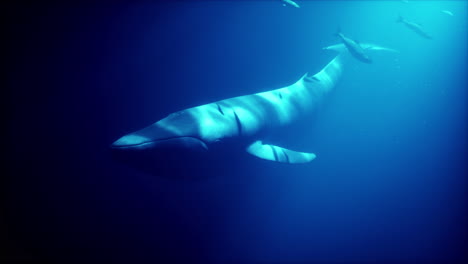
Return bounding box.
[230,106,262,136]
[191,105,229,141]
[257,91,297,125]
[112,134,150,147]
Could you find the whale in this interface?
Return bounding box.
[329,29,399,63]
[111,53,345,175]
[282,0,300,8]
[396,15,433,39]
[441,10,454,17]
[111,55,344,163]
[335,30,373,63]
[110,43,398,177]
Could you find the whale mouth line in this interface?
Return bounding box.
[111,136,207,149]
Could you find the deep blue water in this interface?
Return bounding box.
[5,1,467,263]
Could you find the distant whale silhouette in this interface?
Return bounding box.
[326,29,399,63]
[397,15,433,39]
[282,0,300,8]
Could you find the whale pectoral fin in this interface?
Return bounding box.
[246,140,316,164]
[362,43,400,53]
[325,43,399,54]
[323,43,347,53]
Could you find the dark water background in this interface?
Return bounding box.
[5,1,467,263]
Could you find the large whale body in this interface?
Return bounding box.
[111,54,343,165]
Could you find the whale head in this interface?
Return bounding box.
[111,120,209,155]
[110,120,214,177]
